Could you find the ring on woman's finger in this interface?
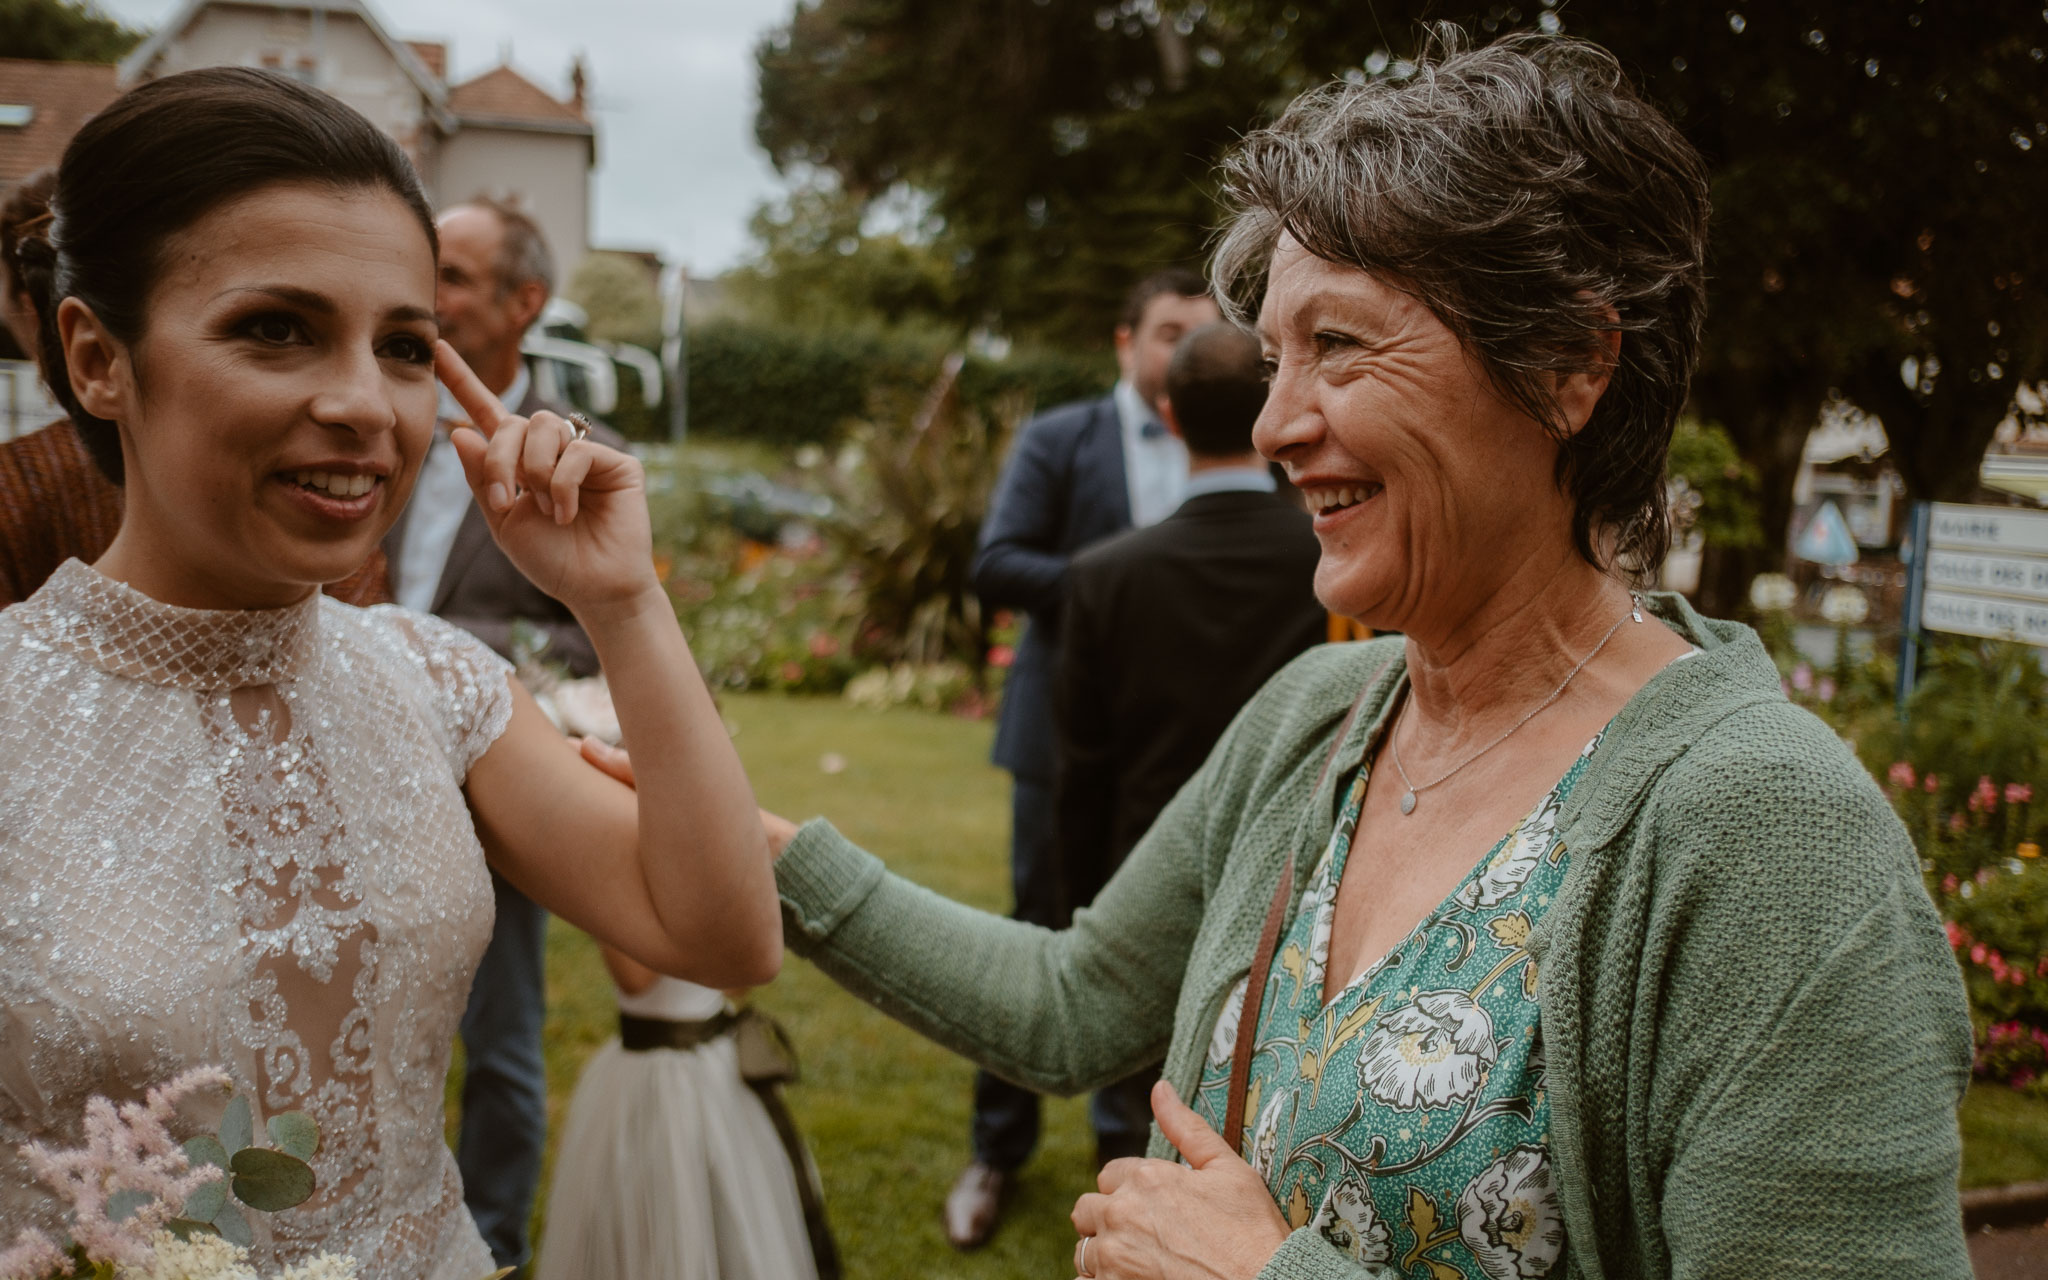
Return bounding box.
[1075,1235,1095,1278]
[566,411,594,442]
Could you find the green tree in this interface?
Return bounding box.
[564,251,662,347]
[724,180,959,336]
[755,2,2048,613]
[0,0,144,62]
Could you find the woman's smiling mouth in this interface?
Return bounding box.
[276,467,386,521]
[1300,482,1384,517]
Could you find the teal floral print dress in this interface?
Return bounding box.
[1192,716,1604,1280]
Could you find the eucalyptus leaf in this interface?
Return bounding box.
[164,1218,219,1242]
[182,1172,228,1223]
[229,1147,315,1212]
[211,1199,252,1247]
[106,1187,152,1222]
[266,1110,319,1160]
[184,1134,229,1171]
[218,1094,253,1155]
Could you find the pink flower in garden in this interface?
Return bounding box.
[1974,943,1989,964]
[1971,776,1999,813]
[987,645,1015,669]
[1980,867,1997,885]
[1946,919,1965,946]
[2017,1069,2039,1089]
[1950,812,1968,834]
[780,661,806,684]
[1925,774,1941,793]
[1943,875,1961,895]
[1817,676,1837,702]
[1889,761,1917,790]
[2009,783,2035,805]
[1790,662,1814,693]
[807,631,840,659]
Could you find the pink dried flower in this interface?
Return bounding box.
[0,1228,68,1280]
[18,1066,231,1268]
[2008,783,2034,805]
[1889,761,1917,789]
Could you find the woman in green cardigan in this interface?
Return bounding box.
[712,29,1974,1280]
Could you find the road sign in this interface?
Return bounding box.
[1904,501,2048,657]
[1794,499,1860,565]
[1899,501,2048,710]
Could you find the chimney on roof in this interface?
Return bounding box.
[570,56,587,114]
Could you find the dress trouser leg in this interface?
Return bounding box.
[969,775,1058,1171]
[457,870,550,1269]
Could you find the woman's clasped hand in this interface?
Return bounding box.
[1068,1083,1289,1280]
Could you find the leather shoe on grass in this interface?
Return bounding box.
[943,1161,1010,1250]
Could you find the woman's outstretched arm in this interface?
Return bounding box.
[439,341,780,988]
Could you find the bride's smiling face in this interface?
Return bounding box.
[64,181,439,608]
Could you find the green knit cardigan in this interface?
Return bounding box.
[774,594,1974,1279]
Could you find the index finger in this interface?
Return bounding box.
[435,339,507,437]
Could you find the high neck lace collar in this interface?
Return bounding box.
[22,559,324,691]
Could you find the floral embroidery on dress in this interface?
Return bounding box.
[1192,700,1601,1279]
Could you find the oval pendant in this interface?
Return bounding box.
[1399,790,1417,815]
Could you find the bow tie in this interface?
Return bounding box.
[1139,419,1169,440]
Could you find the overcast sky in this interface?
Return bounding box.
[97,0,799,275]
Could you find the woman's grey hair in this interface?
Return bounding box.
[1213,28,1710,577]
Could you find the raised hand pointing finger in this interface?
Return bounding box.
[434,339,508,438]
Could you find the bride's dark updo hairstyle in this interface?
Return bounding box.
[11,66,438,483]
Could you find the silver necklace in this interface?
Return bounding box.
[1389,594,1642,816]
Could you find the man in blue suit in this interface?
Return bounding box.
[947,269,1219,1247]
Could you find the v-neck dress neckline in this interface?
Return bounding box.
[1191,712,1605,1278]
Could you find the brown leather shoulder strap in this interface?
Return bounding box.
[1221,675,1379,1156]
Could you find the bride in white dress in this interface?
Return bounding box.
[0,68,780,1275]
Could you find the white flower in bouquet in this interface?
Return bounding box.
[1748,572,1797,613]
[1820,584,1869,625]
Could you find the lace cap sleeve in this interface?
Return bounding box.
[369,605,516,780]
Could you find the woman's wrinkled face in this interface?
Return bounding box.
[94,182,439,605]
[1253,235,1578,631]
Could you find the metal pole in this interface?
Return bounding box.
[660,263,688,445]
[1896,500,1931,720]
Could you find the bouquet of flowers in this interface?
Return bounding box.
[0,1067,508,1280]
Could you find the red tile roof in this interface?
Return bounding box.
[447,65,588,130]
[0,60,119,189]
[406,41,448,83]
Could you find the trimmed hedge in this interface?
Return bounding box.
[685,319,1110,445]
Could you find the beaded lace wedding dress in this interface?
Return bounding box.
[0,560,508,1278]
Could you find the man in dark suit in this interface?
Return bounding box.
[383,197,621,1271]
[1054,321,1324,914]
[950,270,1219,1247]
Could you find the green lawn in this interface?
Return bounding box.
[474,692,2048,1271]
[1961,1084,2048,1189]
[517,692,1096,1278]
